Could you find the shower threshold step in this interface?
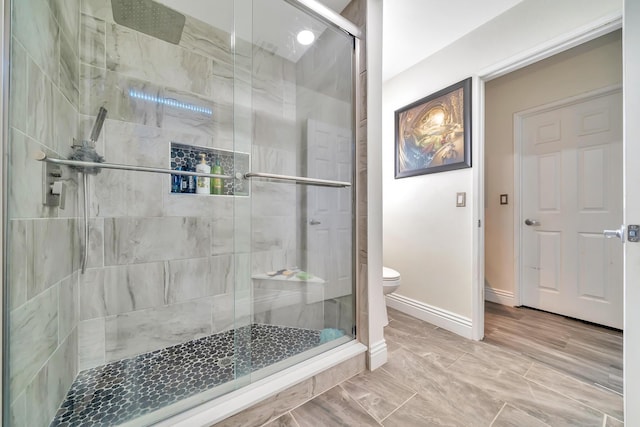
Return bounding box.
[50,324,322,427]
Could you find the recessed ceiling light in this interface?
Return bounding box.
[297,30,315,45]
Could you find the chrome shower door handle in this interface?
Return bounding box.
[309,219,321,225]
[524,219,541,226]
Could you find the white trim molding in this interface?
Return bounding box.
[479,12,622,81]
[368,339,387,370]
[474,13,622,345]
[484,287,515,307]
[386,294,473,339]
[472,75,485,342]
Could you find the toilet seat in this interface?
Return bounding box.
[383,267,400,282]
[382,267,401,326]
[382,267,401,295]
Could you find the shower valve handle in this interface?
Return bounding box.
[50,181,66,210]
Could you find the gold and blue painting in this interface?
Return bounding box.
[395,78,471,178]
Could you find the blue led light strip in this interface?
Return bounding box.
[129,89,213,116]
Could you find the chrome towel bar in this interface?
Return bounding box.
[34,152,350,187]
[34,151,233,180]
[238,172,351,188]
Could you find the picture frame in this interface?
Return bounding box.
[395,77,472,178]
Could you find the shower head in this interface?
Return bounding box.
[111,0,186,45]
[90,106,108,145]
[68,107,107,174]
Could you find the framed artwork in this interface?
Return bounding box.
[395,77,472,178]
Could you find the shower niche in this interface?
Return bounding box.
[170,142,250,196]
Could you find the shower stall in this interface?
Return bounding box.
[1,0,360,425]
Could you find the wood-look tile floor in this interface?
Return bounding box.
[263,303,624,427]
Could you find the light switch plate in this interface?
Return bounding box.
[456,192,466,207]
[500,194,508,205]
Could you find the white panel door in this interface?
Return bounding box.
[520,89,622,329]
[306,119,352,301]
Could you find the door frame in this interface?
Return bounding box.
[512,85,623,308]
[0,0,8,422]
[472,13,622,342]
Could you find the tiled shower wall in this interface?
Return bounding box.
[8,0,82,426]
[245,44,306,327]
[76,0,302,370]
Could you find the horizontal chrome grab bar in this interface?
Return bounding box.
[238,172,351,188]
[34,151,233,180]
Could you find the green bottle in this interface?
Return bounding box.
[211,156,223,195]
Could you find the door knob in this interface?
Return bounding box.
[524,219,540,226]
[309,219,321,225]
[603,225,625,241]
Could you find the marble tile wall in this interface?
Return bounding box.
[8,0,82,426]
[248,45,300,312]
[76,0,304,367]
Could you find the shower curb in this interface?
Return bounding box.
[156,341,367,426]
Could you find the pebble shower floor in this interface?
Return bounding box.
[49,324,321,426]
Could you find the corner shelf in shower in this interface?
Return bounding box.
[252,271,326,306]
[170,142,250,196]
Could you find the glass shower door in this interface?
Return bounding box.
[235,0,356,383]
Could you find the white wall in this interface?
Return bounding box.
[366,0,386,369]
[383,0,622,325]
[624,0,640,423]
[484,31,622,303]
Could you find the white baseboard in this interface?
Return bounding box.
[368,339,387,370]
[386,294,473,339]
[484,287,515,306]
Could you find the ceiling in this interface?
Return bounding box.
[157,0,350,62]
[155,1,525,80]
[382,0,525,81]
[320,0,352,13]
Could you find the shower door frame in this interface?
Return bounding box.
[284,0,363,347]
[1,0,10,422]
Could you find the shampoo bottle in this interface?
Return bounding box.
[195,153,211,195]
[179,167,188,193]
[172,167,181,193]
[211,156,223,195]
[186,161,196,193]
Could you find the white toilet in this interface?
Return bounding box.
[382,267,401,326]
